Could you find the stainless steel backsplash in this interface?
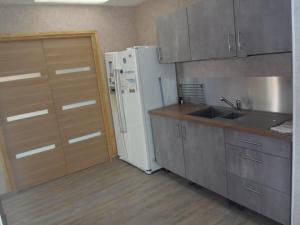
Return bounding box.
[179,76,293,114]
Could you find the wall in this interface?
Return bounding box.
[0,5,137,52]
[135,0,293,79]
[292,0,300,223]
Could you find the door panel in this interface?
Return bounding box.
[226,144,291,194]
[12,145,66,190]
[42,37,94,65]
[151,115,185,177]
[234,0,292,56]
[63,135,108,173]
[228,173,291,225]
[43,37,109,173]
[0,41,46,76]
[157,8,191,63]
[187,0,236,60]
[183,121,227,197]
[0,40,66,190]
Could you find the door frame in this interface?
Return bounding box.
[0,31,117,192]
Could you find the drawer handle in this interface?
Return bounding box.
[16,144,56,159]
[7,109,49,122]
[55,66,90,75]
[182,125,187,141]
[242,156,263,164]
[176,124,181,138]
[240,140,262,147]
[245,186,262,195]
[0,72,41,83]
[68,132,102,144]
[62,100,96,111]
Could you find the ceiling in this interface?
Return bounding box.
[0,0,148,6]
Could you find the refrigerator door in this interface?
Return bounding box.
[135,46,177,172]
[116,49,150,171]
[104,52,128,160]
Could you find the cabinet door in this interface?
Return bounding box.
[183,121,227,197]
[187,0,236,60]
[43,37,109,173]
[156,8,191,63]
[151,115,185,177]
[0,40,67,190]
[228,173,291,225]
[226,144,291,194]
[234,0,292,56]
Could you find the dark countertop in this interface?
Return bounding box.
[149,104,292,142]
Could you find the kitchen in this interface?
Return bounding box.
[0,0,299,225]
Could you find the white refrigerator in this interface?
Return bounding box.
[105,46,177,174]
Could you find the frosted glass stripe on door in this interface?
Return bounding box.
[16,144,56,159]
[6,109,49,122]
[62,100,97,111]
[0,72,41,83]
[55,66,90,75]
[68,132,102,144]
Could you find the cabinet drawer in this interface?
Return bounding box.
[226,144,291,194]
[225,129,291,159]
[63,136,108,173]
[12,145,66,190]
[227,173,290,225]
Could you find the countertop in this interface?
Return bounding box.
[149,104,292,142]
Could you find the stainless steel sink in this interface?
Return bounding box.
[220,112,244,120]
[188,107,245,120]
[188,107,231,119]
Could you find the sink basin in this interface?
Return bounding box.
[221,112,244,120]
[188,107,230,119]
[188,107,245,120]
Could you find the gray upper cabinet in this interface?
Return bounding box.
[182,121,227,197]
[156,0,291,62]
[151,115,186,177]
[187,0,237,60]
[156,8,191,63]
[234,0,292,56]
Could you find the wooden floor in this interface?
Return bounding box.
[1,160,279,225]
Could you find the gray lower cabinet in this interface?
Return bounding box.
[182,121,227,197]
[150,115,185,177]
[234,0,292,56]
[156,8,191,63]
[228,173,290,225]
[150,115,291,224]
[226,144,291,194]
[225,129,291,225]
[187,0,237,60]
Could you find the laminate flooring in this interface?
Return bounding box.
[1,160,279,225]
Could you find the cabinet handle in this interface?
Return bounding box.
[182,125,187,141]
[242,155,263,164]
[245,186,262,195]
[240,139,262,147]
[237,31,242,50]
[177,124,181,138]
[157,47,162,62]
[227,32,232,52]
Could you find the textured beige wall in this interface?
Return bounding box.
[0,5,137,52]
[135,0,292,78]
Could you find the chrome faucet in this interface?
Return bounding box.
[220,96,242,111]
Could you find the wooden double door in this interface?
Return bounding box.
[0,33,110,191]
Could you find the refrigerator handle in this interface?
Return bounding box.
[115,70,127,133]
[158,77,165,106]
